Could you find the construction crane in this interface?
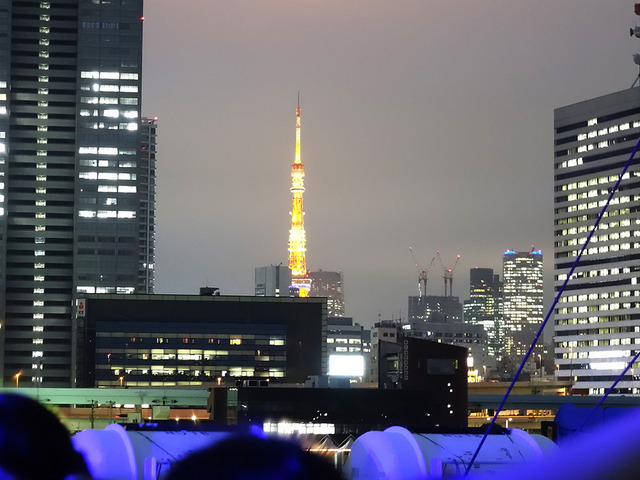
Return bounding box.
[409,247,435,298]
[436,251,461,297]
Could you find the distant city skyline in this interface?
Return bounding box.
[143,0,636,327]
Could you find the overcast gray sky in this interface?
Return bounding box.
[142,0,638,327]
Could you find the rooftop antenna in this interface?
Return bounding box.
[631,4,640,87]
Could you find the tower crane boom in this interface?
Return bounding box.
[409,247,435,298]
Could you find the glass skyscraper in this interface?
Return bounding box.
[463,267,503,360]
[502,250,543,369]
[0,0,154,387]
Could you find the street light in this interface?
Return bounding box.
[14,372,21,388]
[119,376,124,388]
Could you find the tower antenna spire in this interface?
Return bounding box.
[288,95,311,296]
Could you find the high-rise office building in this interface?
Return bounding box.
[554,87,640,395]
[463,267,503,360]
[502,250,543,368]
[308,269,344,316]
[0,0,152,387]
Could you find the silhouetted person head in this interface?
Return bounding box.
[166,434,344,480]
[0,393,90,480]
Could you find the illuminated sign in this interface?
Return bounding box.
[328,354,364,377]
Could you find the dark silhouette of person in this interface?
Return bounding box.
[0,393,91,480]
[166,434,344,480]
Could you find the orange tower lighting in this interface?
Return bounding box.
[288,96,311,297]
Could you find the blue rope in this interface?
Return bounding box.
[578,349,640,432]
[463,132,640,476]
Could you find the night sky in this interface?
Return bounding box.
[142,0,638,327]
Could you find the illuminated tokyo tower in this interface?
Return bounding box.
[288,96,311,297]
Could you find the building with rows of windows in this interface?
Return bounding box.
[0,0,154,387]
[554,87,640,395]
[502,250,543,372]
[74,294,327,387]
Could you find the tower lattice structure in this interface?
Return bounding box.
[288,101,311,296]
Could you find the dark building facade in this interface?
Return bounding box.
[308,269,345,316]
[210,337,468,434]
[75,294,327,387]
[0,1,154,387]
[408,295,463,323]
[210,384,468,435]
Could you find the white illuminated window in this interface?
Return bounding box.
[78,210,96,218]
[118,211,136,218]
[98,147,118,155]
[97,211,117,218]
[118,185,136,193]
[103,109,119,118]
